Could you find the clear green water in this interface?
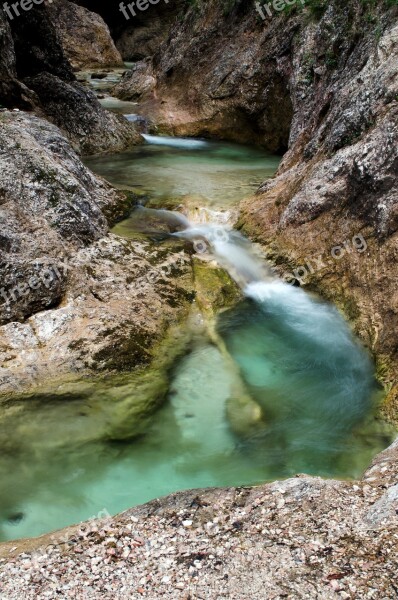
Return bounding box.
[85,136,280,209]
[0,138,394,542]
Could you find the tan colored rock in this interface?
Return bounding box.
[48,0,123,70]
[0,111,190,396]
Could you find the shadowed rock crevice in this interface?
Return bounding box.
[0,3,141,154]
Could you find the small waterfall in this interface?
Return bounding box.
[176,224,273,286]
[175,217,373,390]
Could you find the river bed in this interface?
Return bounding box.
[0,136,393,542]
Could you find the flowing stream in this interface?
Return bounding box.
[0,135,394,542]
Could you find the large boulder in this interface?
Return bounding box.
[0,111,193,393]
[112,59,156,101]
[0,3,141,154]
[47,0,124,70]
[24,72,142,154]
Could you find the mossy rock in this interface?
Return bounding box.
[0,320,193,453]
[192,258,242,315]
[103,189,142,227]
[380,383,398,427]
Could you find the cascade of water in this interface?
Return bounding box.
[174,216,373,399]
[142,134,209,149]
[175,223,273,285]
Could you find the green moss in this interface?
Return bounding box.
[342,296,361,322]
[103,190,142,227]
[375,355,395,387]
[193,259,242,315]
[33,167,58,185]
[325,50,338,69]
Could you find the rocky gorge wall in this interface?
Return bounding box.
[0,1,196,398]
[0,1,398,597]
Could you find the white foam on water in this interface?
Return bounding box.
[245,280,371,374]
[142,134,209,149]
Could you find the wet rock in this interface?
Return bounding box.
[112,60,156,102]
[24,73,142,155]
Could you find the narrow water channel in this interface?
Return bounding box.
[0,136,393,542]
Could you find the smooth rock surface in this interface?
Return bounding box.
[48,0,124,70]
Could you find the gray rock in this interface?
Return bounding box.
[0,111,192,394]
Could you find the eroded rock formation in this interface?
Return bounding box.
[0,111,193,394]
[0,4,140,154]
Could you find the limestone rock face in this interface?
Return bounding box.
[239,13,398,422]
[112,60,156,101]
[113,0,294,150]
[0,111,123,325]
[69,0,186,61]
[48,0,124,70]
[0,111,192,393]
[115,4,184,62]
